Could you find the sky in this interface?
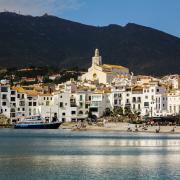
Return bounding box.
[0,0,180,37]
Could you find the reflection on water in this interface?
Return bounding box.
[0,129,180,180]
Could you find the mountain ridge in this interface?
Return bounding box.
[0,12,179,75]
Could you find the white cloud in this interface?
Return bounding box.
[0,0,84,15]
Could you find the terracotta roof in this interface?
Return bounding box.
[25,90,38,96]
[18,68,33,72]
[132,86,143,91]
[39,93,52,96]
[12,86,39,96]
[103,64,128,69]
[12,86,25,93]
[94,89,111,94]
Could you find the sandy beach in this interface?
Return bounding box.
[61,122,180,134]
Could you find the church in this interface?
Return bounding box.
[81,49,129,84]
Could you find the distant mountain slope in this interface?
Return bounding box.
[0,12,180,75]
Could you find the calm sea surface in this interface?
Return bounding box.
[0,129,180,180]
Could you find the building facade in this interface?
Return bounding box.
[81,49,129,84]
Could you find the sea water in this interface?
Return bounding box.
[0,129,180,180]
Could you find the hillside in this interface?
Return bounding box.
[0,12,180,75]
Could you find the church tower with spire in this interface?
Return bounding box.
[92,49,102,66]
[81,48,129,84]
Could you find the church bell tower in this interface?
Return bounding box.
[92,49,102,67]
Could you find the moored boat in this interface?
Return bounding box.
[14,115,62,129]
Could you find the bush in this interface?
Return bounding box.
[128,120,144,124]
[96,122,104,127]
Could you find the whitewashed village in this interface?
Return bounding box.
[0,49,179,126]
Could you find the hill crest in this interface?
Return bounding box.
[0,12,179,75]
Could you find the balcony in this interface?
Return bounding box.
[125,103,131,107]
[19,101,25,106]
[70,103,77,107]
[90,102,99,107]
[132,100,141,103]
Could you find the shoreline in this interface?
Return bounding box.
[1,122,180,135]
[61,122,180,134]
[0,125,12,128]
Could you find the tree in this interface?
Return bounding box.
[133,111,141,120]
[124,106,132,116]
[113,106,123,116]
[43,75,53,83]
[103,108,112,117]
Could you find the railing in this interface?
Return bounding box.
[125,103,131,107]
[70,103,77,107]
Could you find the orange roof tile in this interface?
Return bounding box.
[103,64,128,69]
